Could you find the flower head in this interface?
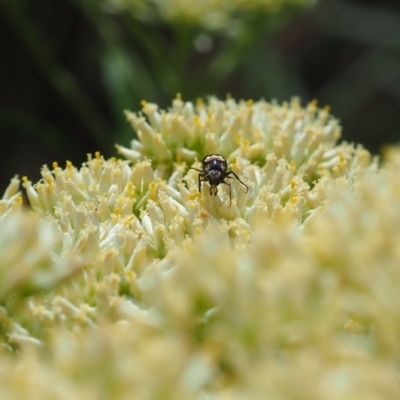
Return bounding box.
[106,0,316,31]
[2,96,399,398]
[118,97,375,223]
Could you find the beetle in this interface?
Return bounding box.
[191,154,248,206]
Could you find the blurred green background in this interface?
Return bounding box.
[1,0,399,193]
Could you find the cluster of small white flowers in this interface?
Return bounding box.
[107,0,315,30]
[118,96,375,223]
[0,97,369,344]
[0,175,22,218]
[0,179,83,347]
[2,96,400,398]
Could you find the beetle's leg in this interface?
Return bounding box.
[225,171,248,193]
[198,173,202,193]
[198,173,206,194]
[193,172,205,199]
[189,167,204,193]
[209,185,218,196]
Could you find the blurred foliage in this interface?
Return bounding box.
[0,0,399,193]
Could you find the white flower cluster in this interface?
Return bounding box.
[0,98,368,339]
[118,97,374,223]
[107,0,316,30]
[2,97,399,399]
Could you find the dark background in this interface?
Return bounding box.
[1,0,400,193]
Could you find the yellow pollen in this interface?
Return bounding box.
[247,99,254,106]
[235,134,242,147]
[31,305,46,318]
[199,209,208,218]
[52,161,58,169]
[176,93,182,100]
[241,139,250,149]
[73,311,87,324]
[125,270,136,281]
[95,151,101,159]
[140,100,147,107]
[196,98,204,106]
[125,182,135,199]
[22,176,28,183]
[311,99,318,106]
[124,215,134,224]
[324,105,331,112]
[108,274,121,285]
[66,161,73,169]
[109,297,121,307]
[149,182,157,201]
